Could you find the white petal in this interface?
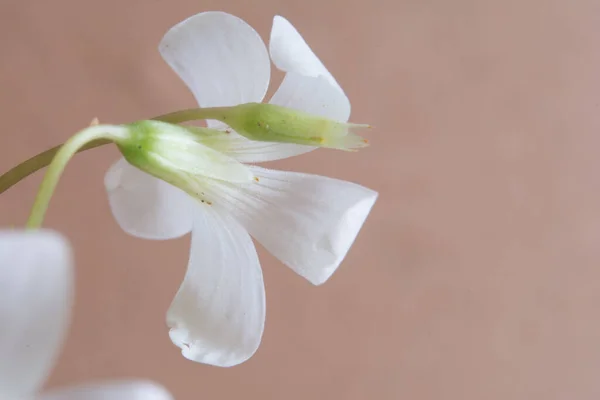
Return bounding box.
[166,206,265,367]
[265,16,351,160]
[197,128,316,163]
[159,11,270,107]
[0,230,73,398]
[40,380,173,400]
[104,158,195,240]
[203,167,378,285]
[269,15,342,92]
[270,72,351,122]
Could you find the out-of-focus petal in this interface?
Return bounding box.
[40,380,173,400]
[0,230,72,398]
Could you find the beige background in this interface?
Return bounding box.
[2,0,600,399]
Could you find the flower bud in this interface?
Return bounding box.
[217,103,370,150]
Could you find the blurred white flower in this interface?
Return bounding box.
[105,12,377,367]
[0,230,173,400]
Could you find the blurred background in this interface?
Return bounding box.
[2,0,600,399]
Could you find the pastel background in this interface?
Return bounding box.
[2,0,600,399]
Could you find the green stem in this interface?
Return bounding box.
[0,108,228,195]
[26,125,127,228]
[0,139,111,195]
[155,107,228,124]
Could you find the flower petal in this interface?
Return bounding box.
[105,158,195,240]
[270,72,350,122]
[197,128,316,164]
[159,11,270,107]
[264,16,351,160]
[269,15,342,92]
[40,380,173,400]
[166,206,265,367]
[0,230,73,398]
[203,167,378,285]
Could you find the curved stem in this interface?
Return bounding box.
[0,139,111,195]
[0,108,228,195]
[26,125,126,228]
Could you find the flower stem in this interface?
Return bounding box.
[0,139,111,195]
[154,107,229,124]
[0,108,229,196]
[26,125,126,229]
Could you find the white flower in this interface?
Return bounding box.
[0,230,173,400]
[104,12,378,367]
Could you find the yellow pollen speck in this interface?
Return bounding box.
[310,136,325,144]
[253,177,260,182]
